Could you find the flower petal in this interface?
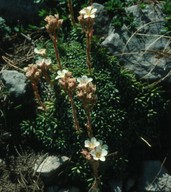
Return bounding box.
[91,8,97,14]
[79,9,86,15]
[102,149,108,156]
[90,14,95,19]
[87,6,92,11]
[84,15,89,19]
[85,140,90,148]
[55,69,68,79]
[100,156,105,161]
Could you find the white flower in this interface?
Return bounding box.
[99,140,108,150]
[90,145,108,161]
[85,137,100,150]
[34,48,46,56]
[36,58,51,67]
[79,6,97,19]
[77,75,92,87]
[55,69,68,79]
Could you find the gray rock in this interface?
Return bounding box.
[137,160,168,192]
[33,155,69,184]
[93,3,110,36]
[0,70,27,99]
[146,173,171,192]
[102,3,171,83]
[34,155,69,177]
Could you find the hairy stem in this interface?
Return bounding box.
[68,92,80,132]
[86,33,92,74]
[89,160,100,191]
[53,33,62,69]
[86,109,93,138]
[32,82,46,110]
[83,102,93,138]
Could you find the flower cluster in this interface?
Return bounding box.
[55,69,77,92]
[79,6,97,19]
[82,137,108,162]
[78,6,97,35]
[78,6,97,72]
[24,63,46,110]
[24,64,41,81]
[24,49,52,82]
[44,15,62,69]
[24,48,53,110]
[34,48,46,57]
[77,75,96,104]
[36,58,52,72]
[45,14,63,35]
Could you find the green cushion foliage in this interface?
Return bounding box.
[20,37,169,188]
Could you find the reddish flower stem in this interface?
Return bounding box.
[53,33,62,69]
[86,33,92,74]
[32,82,46,110]
[89,160,100,191]
[68,92,80,132]
[86,109,93,138]
[83,102,93,138]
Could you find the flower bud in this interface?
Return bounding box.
[45,15,63,35]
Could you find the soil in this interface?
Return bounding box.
[0,30,46,70]
[0,31,46,192]
[0,150,44,192]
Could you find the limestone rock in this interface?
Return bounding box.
[93,3,110,36]
[0,70,27,99]
[102,3,171,83]
[146,173,171,192]
[33,155,69,184]
[137,160,168,192]
[34,155,69,176]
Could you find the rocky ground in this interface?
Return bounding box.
[1,2,171,191]
[0,31,45,191]
[0,150,44,191]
